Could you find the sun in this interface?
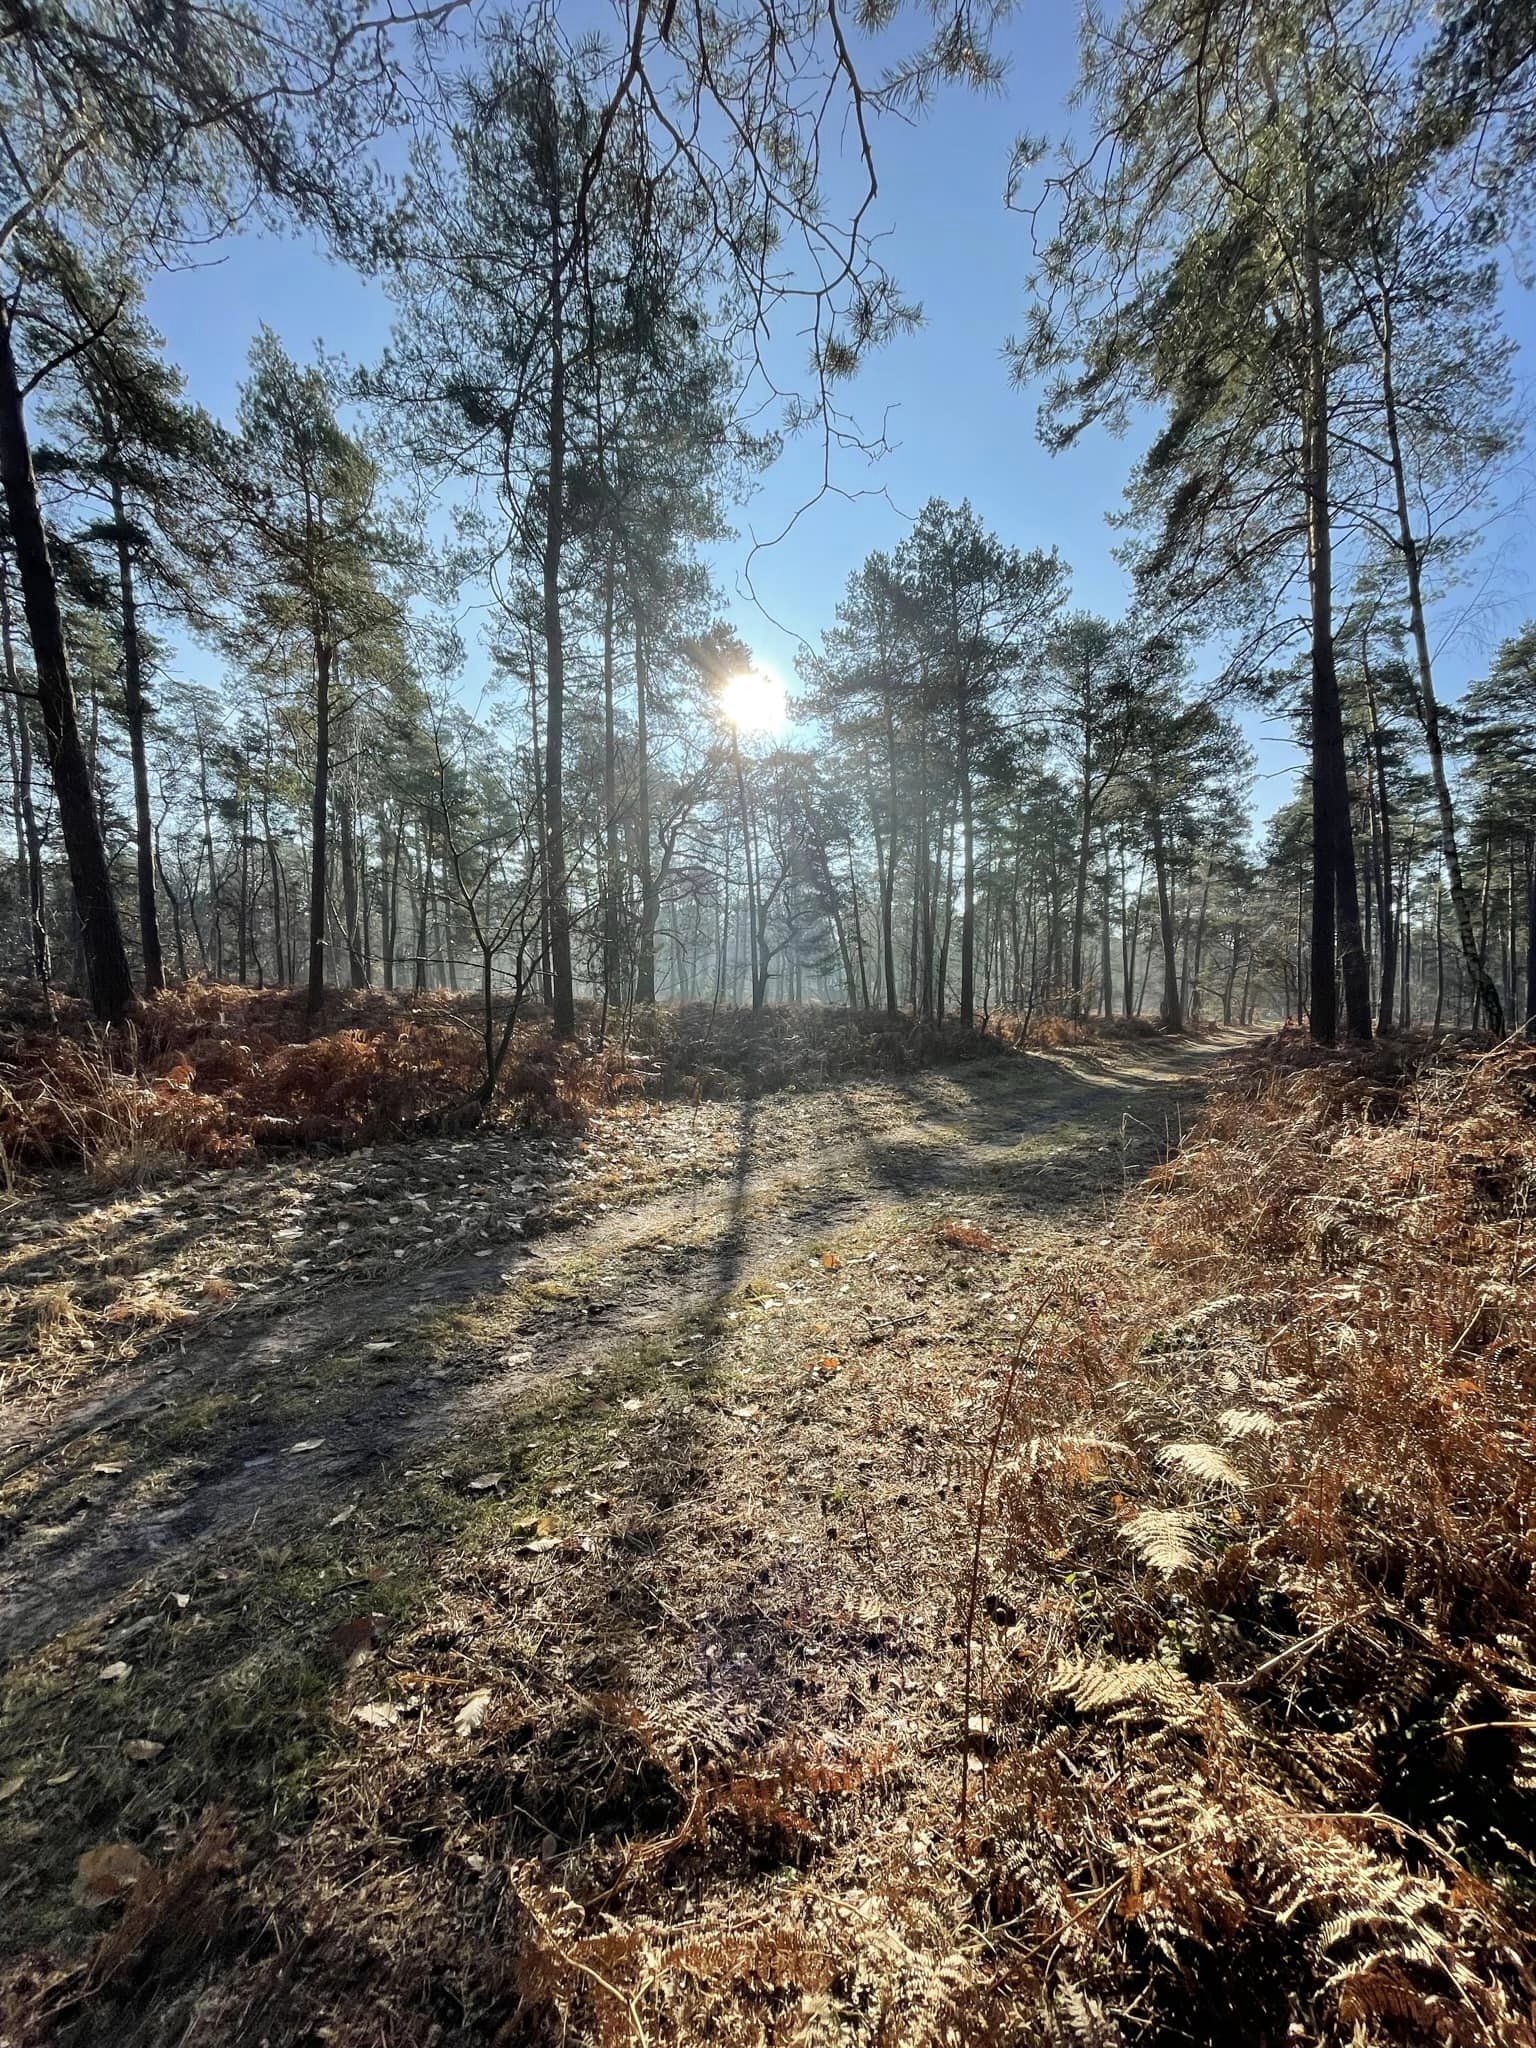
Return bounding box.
[719,664,787,736]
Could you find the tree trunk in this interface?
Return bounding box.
[305,637,332,1018]
[1100,845,1114,1016]
[155,821,187,979]
[541,133,575,1038]
[107,474,165,993]
[1,558,47,983]
[1149,803,1182,1032]
[633,616,656,1005]
[1303,169,1370,1044]
[1186,866,1212,1019]
[958,695,976,1027]
[601,550,620,1010]
[1222,925,1242,1025]
[338,773,366,989]
[1362,650,1396,1032]
[880,685,900,1015]
[1069,758,1093,1018]
[1373,260,1504,1034]
[0,304,131,1020]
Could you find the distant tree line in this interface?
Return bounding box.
[0,0,1532,1044]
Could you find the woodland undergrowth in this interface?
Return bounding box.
[962,1031,1536,2044]
[9,1031,1519,2048]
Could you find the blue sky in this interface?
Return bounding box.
[141,6,1536,826]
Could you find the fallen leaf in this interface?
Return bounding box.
[100,1661,132,1683]
[454,1688,492,1738]
[517,1535,562,1556]
[326,1613,382,1664]
[466,1473,504,1493]
[350,1701,400,1730]
[620,1397,643,1413]
[76,1842,152,1907]
[821,1253,842,1272]
[0,1776,24,1802]
[122,1740,164,1763]
[290,1439,325,1454]
[92,1462,125,1476]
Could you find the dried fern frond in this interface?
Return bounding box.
[1157,1440,1248,1490]
[1051,1655,1198,1722]
[1216,1405,1278,1440]
[1053,1980,1125,2047]
[1120,1506,1203,1574]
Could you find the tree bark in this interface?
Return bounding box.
[541,105,575,1038]
[601,550,620,1010]
[305,636,332,1017]
[1149,803,1183,1032]
[1303,167,1370,1044]
[1069,753,1093,1018]
[0,305,131,1019]
[105,474,166,993]
[957,712,975,1027]
[336,753,365,988]
[1372,259,1504,1034]
[1,558,47,983]
[1361,651,1397,1032]
[633,615,656,1005]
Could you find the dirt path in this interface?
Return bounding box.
[0,1035,1231,1666]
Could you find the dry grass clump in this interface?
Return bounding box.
[963,1032,1536,2043]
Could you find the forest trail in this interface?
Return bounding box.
[0,1033,1233,1665]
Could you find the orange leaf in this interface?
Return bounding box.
[76,1842,152,1907]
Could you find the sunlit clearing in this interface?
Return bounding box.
[719,666,787,735]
